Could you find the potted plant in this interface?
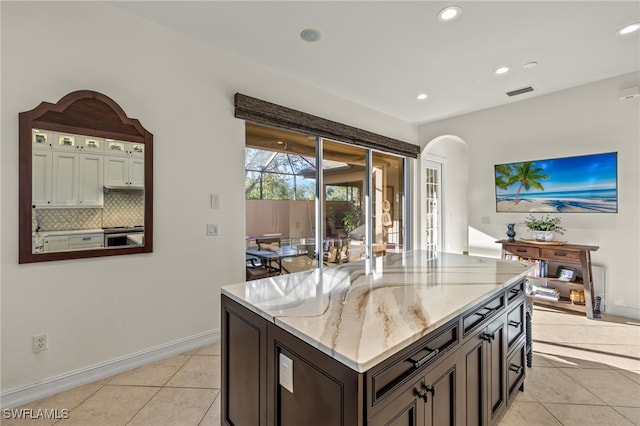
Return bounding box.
[524,214,565,242]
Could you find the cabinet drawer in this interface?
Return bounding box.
[369,321,458,409]
[507,342,526,403]
[506,279,525,304]
[69,234,103,245]
[507,302,525,351]
[462,293,505,337]
[503,244,540,258]
[540,248,581,262]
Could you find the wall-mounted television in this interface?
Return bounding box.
[495,152,618,213]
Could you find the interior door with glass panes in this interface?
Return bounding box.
[422,159,442,255]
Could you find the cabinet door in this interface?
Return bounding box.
[79,154,104,206]
[129,158,144,187]
[51,151,79,206]
[104,155,128,186]
[43,235,69,252]
[486,314,507,425]
[368,377,425,426]
[32,150,52,206]
[462,331,486,426]
[222,296,268,426]
[462,312,507,426]
[423,354,459,426]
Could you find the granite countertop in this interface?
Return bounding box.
[222,250,534,373]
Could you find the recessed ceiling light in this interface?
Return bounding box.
[300,29,321,42]
[494,66,510,75]
[437,6,462,22]
[416,93,428,100]
[617,22,640,35]
[523,62,538,69]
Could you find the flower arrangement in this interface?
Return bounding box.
[524,214,566,234]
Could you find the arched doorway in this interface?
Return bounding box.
[420,135,470,254]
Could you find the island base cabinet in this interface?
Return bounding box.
[461,312,507,426]
[222,279,527,426]
[368,352,460,426]
[221,296,268,426]
[267,324,363,426]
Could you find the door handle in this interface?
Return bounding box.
[481,332,495,342]
[509,364,523,374]
[423,384,436,397]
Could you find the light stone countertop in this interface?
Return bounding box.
[33,228,104,237]
[222,251,534,373]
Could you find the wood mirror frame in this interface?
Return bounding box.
[19,90,153,263]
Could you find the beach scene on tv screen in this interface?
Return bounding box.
[495,152,617,213]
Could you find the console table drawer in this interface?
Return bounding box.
[540,248,581,262]
[503,244,540,258]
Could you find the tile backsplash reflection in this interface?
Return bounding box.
[35,192,144,231]
[102,192,144,228]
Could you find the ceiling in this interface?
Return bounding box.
[111,1,640,124]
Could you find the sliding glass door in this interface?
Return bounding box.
[321,139,366,264]
[245,123,408,275]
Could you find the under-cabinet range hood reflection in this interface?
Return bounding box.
[103,185,144,193]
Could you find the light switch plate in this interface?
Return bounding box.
[210,194,220,209]
[207,224,219,236]
[279,353,294,393]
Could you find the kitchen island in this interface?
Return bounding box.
[221,251,533,425]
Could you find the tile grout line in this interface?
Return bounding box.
[123,386,163,426]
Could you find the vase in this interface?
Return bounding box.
[506,224,516,241]
[532,230,554,242]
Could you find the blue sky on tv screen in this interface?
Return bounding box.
[495,152,617,196]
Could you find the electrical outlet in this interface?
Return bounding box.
[33,333,48,353]
[279,353,294,393]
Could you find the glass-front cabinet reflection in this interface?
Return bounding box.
[19,90,153,263]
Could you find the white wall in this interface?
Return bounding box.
[418,72,640,318]
[422,136,470,254]
[0,1,416,395]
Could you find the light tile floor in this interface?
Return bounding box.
[3,305,639,425]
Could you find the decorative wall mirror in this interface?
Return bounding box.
[19,90,153,263]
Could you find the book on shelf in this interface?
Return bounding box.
[510,258,549,278]
[528,283,560,302]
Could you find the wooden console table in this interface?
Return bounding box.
[496,240,600,319]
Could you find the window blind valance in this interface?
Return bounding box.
[234,93,419,159]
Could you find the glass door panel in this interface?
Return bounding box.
[372,151,405,255]
[423,160,442,256]
[245,123,317,275]
[322,140,366,265]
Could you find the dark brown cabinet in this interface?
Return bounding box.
[221,297,268,426]
[222,278,527,426]
[461,312,507,426]
[369,352,459,426]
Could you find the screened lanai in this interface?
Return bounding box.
[244,122,404,278]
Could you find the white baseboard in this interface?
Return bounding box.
[605,304,640,321]
[1,329,219,410]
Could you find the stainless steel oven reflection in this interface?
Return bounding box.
[103,226,144,247]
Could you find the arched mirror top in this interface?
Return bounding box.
[19,90,153,263]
